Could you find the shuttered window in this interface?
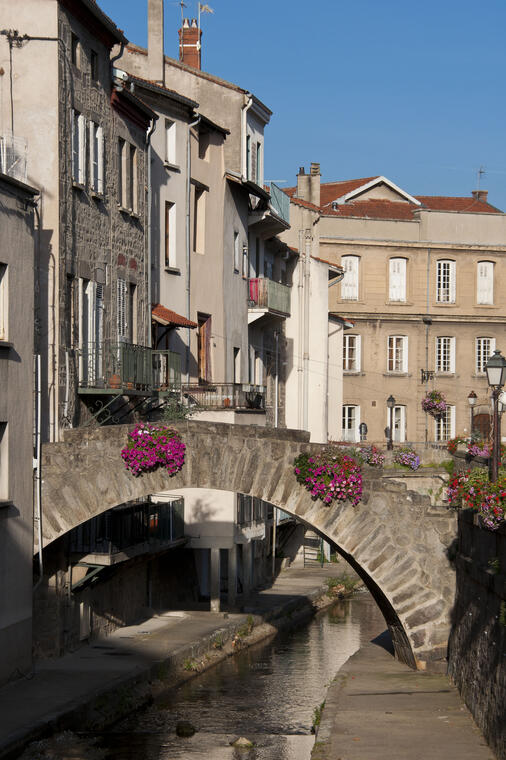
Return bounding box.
[436,260,456,303]
[341,255,359,300]
[477,261,494,305]
[436,336,456,373]
[476,337,496,373]
[89,122,104,194]
[72,110,86,184]
[117,277,127,341]
[389,258,406,301]
[343,334,361,372]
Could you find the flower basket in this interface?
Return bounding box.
[392,447,420,471]
[421,390,447,418]
[447,467,506,530]
[293,446,362,506]
[121,422,186,477]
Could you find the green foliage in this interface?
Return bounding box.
[326,574,356,594]
[183,657,199,672]
[311,701,325,733]
[211,633,223,650]
[440,459,455,476]
[162,398,192,421]
[488,557,500,574]
[500,601,506,627]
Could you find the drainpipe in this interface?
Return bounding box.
[146,116,157,347]
[297,230,304,428]
[186,114,200,382]
[33,353,43,592]
[424,248,431,446]
[241,94,253,180]
[302,230,311,432]
[274,330,279,428]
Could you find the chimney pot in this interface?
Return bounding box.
[298,166,305,175]
[191,18,198,27]
[183,17,189,27]
[310,162,320,176]
[472,189,488,203]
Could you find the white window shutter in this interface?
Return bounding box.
[450,337,456,373]
[356,335,362,372]
[99,127,104,194]
[354,405,361,442]
[449,260,456,302]
[341,256,358,300]
[78,113,86,185]
[402,336,408,373]
[117,278,126,340]
[450,406,456,439]
[389,258,406,301]
[477,261,493,304]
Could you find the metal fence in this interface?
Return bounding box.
[182,382,265,410]
[270,182,290,224]
[248,277,290,315]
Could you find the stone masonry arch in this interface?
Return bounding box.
[41,421,457,671]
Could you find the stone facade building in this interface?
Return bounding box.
[0,173,38,684]
[287,170,506,444]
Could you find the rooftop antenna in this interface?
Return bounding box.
[180,0,186,24]
[477,165,486,190]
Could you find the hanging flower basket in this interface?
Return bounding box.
[447,468,506,531]
[121,422,186,477]
[293,446,362,506]
[421,390,447,418]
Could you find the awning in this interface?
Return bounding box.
[152,304,197,329]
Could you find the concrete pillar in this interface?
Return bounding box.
[210,548,220,613]
[228,545,237,609]
[242,541,252,597]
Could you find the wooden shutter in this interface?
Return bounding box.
[341,256,358,300]
[389,258,406,301]
[477,261,493,304]
[97,126,104,194]
[117,278,127,340]
[449,260,456,302]
[78,113,86,185]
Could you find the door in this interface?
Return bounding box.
[197,314,212,384]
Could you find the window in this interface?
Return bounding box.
[165,119,176,164]
[436,336,455,373]
[90,49,98,80]
[436,259,456,303]
[79,279,104,385]
[435,406,455,442]
[246,134,251,180]
[343,334,361,372]
[233,232,240,273]
[392,406,406,443]
[387,336,408,373]
[89,122,104,194]
[233,347,241,383]
[342,405,360,442]
[165,202,176,268]
[128,145,137,212]
[341,255,359,300]
[0,422,7,501]
[477,261,494,305]
[117,277,128,341]
[128,283,137,343]
[242,243,249,278]
[118,139,137,211]
[0,263,7,340]
[389,258,406,302]
[193,186,206,253]
[256,142,262,185]
[118,138,125,204]
[476,337,496,374]
[71,33,80,67]
[72,109,86,185]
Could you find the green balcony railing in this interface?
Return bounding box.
[248,277,291,316]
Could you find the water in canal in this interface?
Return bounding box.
[63,592,387,760]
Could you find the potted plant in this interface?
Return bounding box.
[421,390,447,418]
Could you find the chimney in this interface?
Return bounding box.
[179,18,202,70]
[309,162,320,207]
[147,0,165,84]
[296,166,310,201]
[472,189,488,204]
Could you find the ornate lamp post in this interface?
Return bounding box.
[467,391,477,436]
[485,350,506,482]
[386,395,396,451]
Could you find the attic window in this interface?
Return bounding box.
[331,201,339,210]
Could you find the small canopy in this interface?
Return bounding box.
[152,304,197,329]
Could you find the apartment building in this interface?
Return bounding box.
[0,0,153,440]
[288,170,506,443]
[0,173,38,684]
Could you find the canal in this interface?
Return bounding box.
[46,591,388,760]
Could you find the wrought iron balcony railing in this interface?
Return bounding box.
[182,382,266,410]
[70,497,184,557]
[248,277,291,316]
[78,341,181,394]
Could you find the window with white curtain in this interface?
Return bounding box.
[476,337,496,374]
[436,259,456,303]
[477,261,494,305]
[389,258,406,301]
[341,256,359,300]
[343,334,361,372]
[387,336,408,373]
[342,405,360,442]
[435,406,455,441]
[436,336,455,373]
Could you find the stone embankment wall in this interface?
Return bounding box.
[448,510,505,760]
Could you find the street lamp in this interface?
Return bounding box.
[467,391,477,436]
[386,395,396,451]
[485,350,506,482]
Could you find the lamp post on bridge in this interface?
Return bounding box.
[485,350,506,482]
[386,395,395,451]
[467,391,477,437]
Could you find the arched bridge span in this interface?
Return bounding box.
[41,421,457,671]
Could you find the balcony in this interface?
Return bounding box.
[269,182,290,225]
[248,277,291,323]
[70,497,185,567]
[182,382,266,411]
[77,341,181,395]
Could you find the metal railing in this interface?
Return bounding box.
[182,382,266,410]
[270,182,290,224]
[78,341,181,393]
[248,277,291,315]
[0,133,27,182]
[70,497,184,555]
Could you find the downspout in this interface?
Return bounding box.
[33,353,43,592]
[424,248,431,446]
[274,329,279,428]
[325,270,345,442]
[302,230,311,432]
[186,114,200,383]
[110,41,125,67]
[297,230,304,428]
[146,115,157,347]
[241,94,253,180]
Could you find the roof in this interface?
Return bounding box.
[60,0,127,47]
[311,255,344,270]
[152,304,197,329]
[416,196,501,214]
[129,75,199,109]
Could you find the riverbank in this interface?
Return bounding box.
[312,631,495,760]
[0,564,357,759]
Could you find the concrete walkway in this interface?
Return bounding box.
[0,565,343,758]
[313,632,494,760]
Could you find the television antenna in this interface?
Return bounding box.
[476,165,486,190]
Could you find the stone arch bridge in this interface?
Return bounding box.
[41,421,457,672]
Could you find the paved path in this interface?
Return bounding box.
[0,565,343,758]
[314,630,494,760]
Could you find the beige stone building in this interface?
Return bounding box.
[286,170,506,444]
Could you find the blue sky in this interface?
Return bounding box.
[101,0,506,208]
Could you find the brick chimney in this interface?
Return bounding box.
[309,162,320,207]
[147,0,165,84]
[296,166,310,201]
[179,18,202,70]
[472,189,488,204]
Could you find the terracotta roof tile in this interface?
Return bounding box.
[416,196,501,214]
[152,304,197,328]
[323,199,416,220]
